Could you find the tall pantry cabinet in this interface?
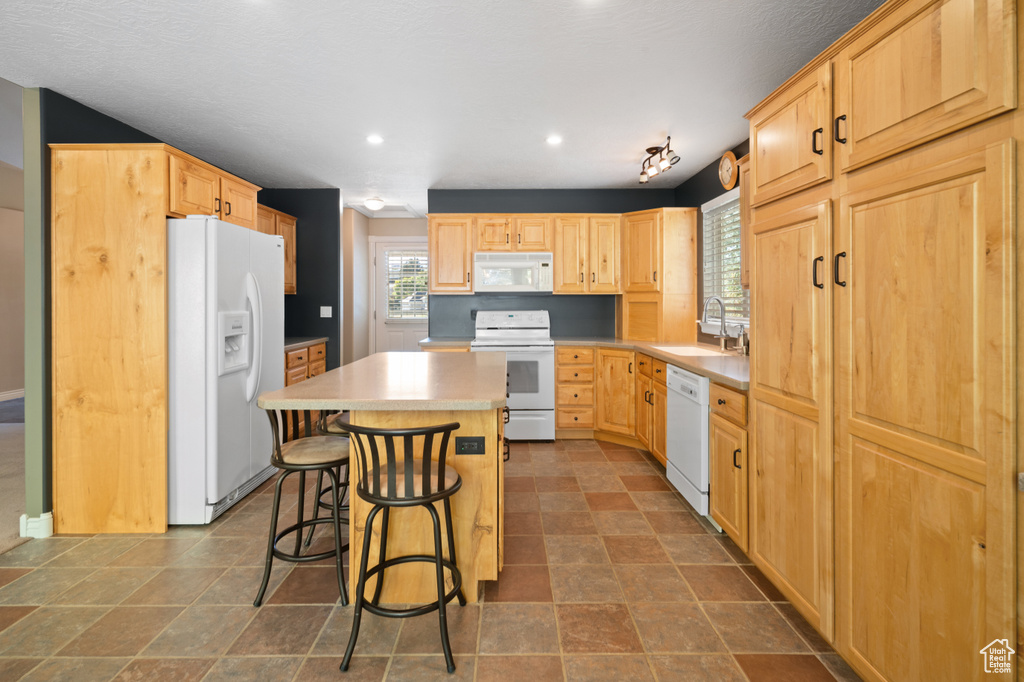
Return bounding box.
[745,0,1017,680]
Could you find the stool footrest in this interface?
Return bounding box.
[272,517,350,563]
[359,554,463,619]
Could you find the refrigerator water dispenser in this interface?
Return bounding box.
[218,311,251,375]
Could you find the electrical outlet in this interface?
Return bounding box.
[455,436,486,455]
[320,306,332,318]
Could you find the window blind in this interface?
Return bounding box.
[702,194,749,321]
[384,250,429,320]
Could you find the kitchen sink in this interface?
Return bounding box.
[650,346,724,357]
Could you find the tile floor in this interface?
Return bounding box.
[0,439,861,681]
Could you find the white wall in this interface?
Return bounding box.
[342,208,370,364]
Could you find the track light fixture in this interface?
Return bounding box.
[638,136,680,184]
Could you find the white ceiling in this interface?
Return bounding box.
[0,0,885,215]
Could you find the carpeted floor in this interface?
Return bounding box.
[0,397,24,423]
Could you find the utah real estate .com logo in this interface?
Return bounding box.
[980,639,1014,674]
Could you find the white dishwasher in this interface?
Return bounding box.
[665,365,711,515]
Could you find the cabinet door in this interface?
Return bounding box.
[621,293,661,342]
[737,155,752,290]
[476,216,511,251]
[749,62,832,206]
[168,153,219,217]
[622,211,661,292]
[709,413,748,552]
[588,216,620,293]
[749,185,833,638]
[834,0,1015,172]
[650,381,667,466]
[219,176,258,230]
[595,349,635,436]
[553,216,587,293]
[513,216,552,251]
[635,373,652,449]
[428,216,474,293]
[276,214,297,295]
[256,205,276,236]
[834,135,1014,682]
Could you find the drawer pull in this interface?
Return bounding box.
[718,399,726,405]
[813,256,824,289]
[812,127,824,155]
[215,197,221,213]
[644,390,650,402]
[834,114,847,144]
[225,201,232,216]
[733,448,742,469]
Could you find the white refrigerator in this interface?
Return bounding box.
[167,216,285,524]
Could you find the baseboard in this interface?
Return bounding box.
[20,512,53,539]
[0,389,24,402]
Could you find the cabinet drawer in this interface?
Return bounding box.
[636,353,654,378]
[285,366,308,386]
[308,359,326,377]
[286,348,308,368]
[710,383,747,426]
[556,366,595,384]
[309,343,326,361]
[557,408,594,429]
[652,358,667,383]
[556,347,594,365]
[557,385,594,406]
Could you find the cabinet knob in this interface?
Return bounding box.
[574,416,579,422]
[573,393,578,398]
[573,354,578,359]
[718,399,726,405]
[656,368,661,374]
[574,372,578,377]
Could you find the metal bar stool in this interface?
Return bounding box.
[302,411,351,548]
[253,409,350,607]
[337,420,467,674]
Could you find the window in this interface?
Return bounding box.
[702,188,749,322]
[384,250,428,320]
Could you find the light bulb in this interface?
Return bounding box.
[647,163,659,178]
[363,197,385,211]
[659,155,671,171]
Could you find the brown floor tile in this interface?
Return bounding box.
[530,451,569,464]
[143,605,254,657]
[50,567,159,606]
[299,656,388,681]
[312,605,401,656]
[537,492,589,512]
[504,460,535,476]
[556,603,642,653]
[541,511,597,535]
[572,461,618,476]
[195,564,291,605]
[659,534,733,564]
[394,603,480,654]
[603,535,670,564]
[227,604,332,655]
[630,602,726,653]
[567,448,608,462]
[563,440,602,451]
[704,602,809,653]
[735,654,837,682]
[504,512,543,535]
[42,538,141,568]
[504,476,536,492]
[58,606,183,657]
[777,603,833,652]
[478,603,559,654]
[505,491,541,513]
[544,536,608,565]
[564,655,655,681]
[718,534,754,564]
[108,539,199,567]
[0,605,36,633]
[19,657,130,682]
[614,564,693,602]
[533,476,580,493]
[619,475,671,491]
[584,492,637,511]
[0,538,85,568]
[0,568,95,605]
[0,606,107,656]
[550,564,623,602]
[0,658,42,681]
[483,565,552,602]
[532,462,576,476]
[743,564,788,601]
[818,653,864,681]
[592,511,654,536]
[503,535,547,565]
[169,536,258,567]
[203,656,302,681]
[576,475,626,492]
[602,447,647,462]
[267,565,345,604]
[385,654,475,680]
[476,655,563,682]
[112,658,215,682]
[0,569,32,589]
[121,566,225,605]
[611,461,660,476]
[681,564,766,601]
[629,491,688,511]
[644,510,708,534]
[649,654,747,681]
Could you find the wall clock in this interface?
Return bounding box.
[718,151,738,190]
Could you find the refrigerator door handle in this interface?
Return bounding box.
[245,272,263,403]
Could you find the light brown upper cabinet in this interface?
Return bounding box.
[833,0,1015,172]
[622,210,661,292]
[168,151,259,229]
[553,215,621,294]
[475,215,553,252]
[257,205,298,295]
[737,154,752,290]
[428,214,474,293]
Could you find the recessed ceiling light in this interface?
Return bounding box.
[366,134,383,145]
[546,135,562,145]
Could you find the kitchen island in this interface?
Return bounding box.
[257,351,507,603]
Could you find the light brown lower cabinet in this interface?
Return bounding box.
[709,413,747,553]
[595,348,635,437]
[285,342,326,386]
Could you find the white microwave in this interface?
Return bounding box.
[473,252,553,292]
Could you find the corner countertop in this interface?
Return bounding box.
[284,337,329,352]
[258,351,508,411]
[419,336,750,390]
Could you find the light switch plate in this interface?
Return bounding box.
[320,306,332,318]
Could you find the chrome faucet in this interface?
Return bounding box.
[702,296,730,351]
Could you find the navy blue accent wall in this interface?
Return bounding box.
[259,189,342,370]
[673,139,750,208]
[427,189,677,214]
[428,294,616,339]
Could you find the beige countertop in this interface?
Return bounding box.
[258,351,508,411]
[284,336,329,352]
[418,336,749,390]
